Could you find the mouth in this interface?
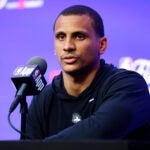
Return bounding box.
[61,55,79,64]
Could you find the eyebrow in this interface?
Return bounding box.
[55,31,65,35]
[55,30,89,36]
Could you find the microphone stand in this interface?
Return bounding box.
[20,95,28,140]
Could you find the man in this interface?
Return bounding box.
[25,5,150,140]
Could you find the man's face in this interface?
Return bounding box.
[54,14,102,74]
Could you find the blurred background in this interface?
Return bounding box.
[0,0,150,140]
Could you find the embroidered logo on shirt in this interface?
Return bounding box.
[88,98,95,103]
[72,113,82,124]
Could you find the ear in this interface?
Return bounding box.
[99,37,107,55]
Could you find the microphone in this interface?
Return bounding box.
[9,56,47,113]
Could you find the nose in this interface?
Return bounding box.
[63,38,75,52]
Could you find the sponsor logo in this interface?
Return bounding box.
[34,74,45,91]
[32,69,40,79]
[13,65,35,76]
[119,57,150,93]
[72,113,82,124]
[0,0,44,10]
[88,98,95,103]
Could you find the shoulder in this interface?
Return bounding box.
[111,68,147,85]
[107,69,149,95]
[35,84,52,98]
[101,59,146,84]
[31,84,53,106]
[102,59,144,80]
[101,61,149,94]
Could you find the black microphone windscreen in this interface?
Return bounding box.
[26,56,47,75]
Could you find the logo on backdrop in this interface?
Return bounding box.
[0,0,44,10]
[119,57,150,93]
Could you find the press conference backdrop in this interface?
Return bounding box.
[0,0,150,140]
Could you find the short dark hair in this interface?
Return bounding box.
[53,5,104,37]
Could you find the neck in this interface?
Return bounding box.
[63,62,100,97]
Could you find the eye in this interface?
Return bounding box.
[55,33,66,41]
[73,32,86,40]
